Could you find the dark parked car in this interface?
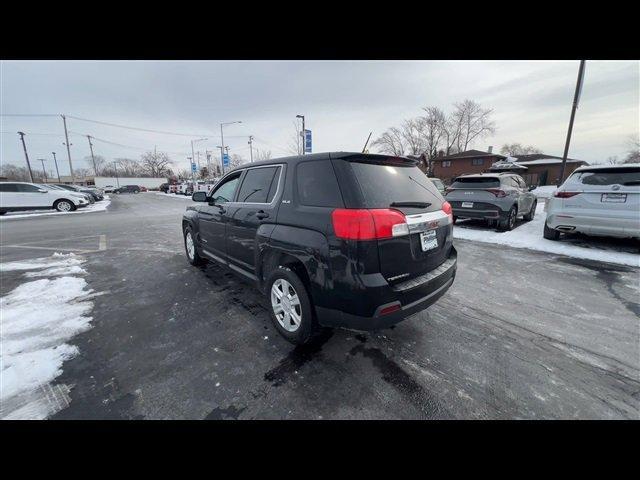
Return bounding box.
[54,183,104,201]
[113,185,141,194]
[444,173,537,231]
[182,152,457,344]
[159,183,169,193]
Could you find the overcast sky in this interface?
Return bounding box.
[1,60,638,176]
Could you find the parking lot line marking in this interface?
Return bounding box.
[99,235,107,251]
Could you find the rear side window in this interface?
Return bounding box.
[297,160,343,207]
[17,184,42,192]
[0,183,19,192]
[237,166,280,203]
[571,168,640,186]
[451,177,500,189]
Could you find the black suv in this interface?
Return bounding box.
[183,152,457,344]
[113,185,141,194]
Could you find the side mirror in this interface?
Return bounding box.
[38,189,48,193]
[528,185,536,191]
[192,191,207,202]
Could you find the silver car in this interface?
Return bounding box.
[543,164,640,240]
[445,173,537,231]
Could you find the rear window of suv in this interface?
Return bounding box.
[297,160,343,207]
[571,168,640,186]
[450,177,500,189]
[348,161,440,209]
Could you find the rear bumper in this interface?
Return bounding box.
[316,249,457,331]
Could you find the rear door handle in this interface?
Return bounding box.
[256,210,269,220]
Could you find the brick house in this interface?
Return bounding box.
[511,154,588,186]
[430,149,506,184]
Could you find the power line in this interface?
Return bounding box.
[0,113,60,117]
[69,131,189,156]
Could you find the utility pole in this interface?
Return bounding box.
[558,60,586,186]
[296,115,305,155]
[17,132,35,182]
[113,161,120,187]
[248,135,254,162]
[216,146,224,175]
[38,159,48,181]
[220,121,241,175]
[61,115,75,183]
[87,135,98,176]
[52,152,61,182]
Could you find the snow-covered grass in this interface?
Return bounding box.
[0,253,98,419]
[0,196,111,221]
[453,204,639,268]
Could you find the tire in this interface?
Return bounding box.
[134,190,140,194]
[498,206,517,231]
[543,220,561,240]
[523,200,537,221]
[0,210,6,216]
[54,199,76,212]
[266,266,315,345]
[184,226,205,266]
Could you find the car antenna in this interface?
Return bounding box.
[361,132,372,153]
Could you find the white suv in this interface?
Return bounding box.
[544,164,640,240]
[0,181,89,215]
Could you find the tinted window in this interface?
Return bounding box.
[472,158,484,166]
[349,162,440,208]
[571,168,640,186]
[236,166,279,203]
[266,167,282,203]
[212,174,241,203]
[0,183,19,192]
[297,160,343,207]
[451,177,500,189]
[17,184,43,192]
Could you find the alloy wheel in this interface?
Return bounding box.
[271,278,302,332]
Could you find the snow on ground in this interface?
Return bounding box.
[153,192,194,200]
[0,253,99,419]
[0,196,111,221]
[531,186,558,199]
[453,204,640,268]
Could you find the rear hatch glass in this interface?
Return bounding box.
[346,158,450,284]
[571,168,640,187]
[450,177,500,189]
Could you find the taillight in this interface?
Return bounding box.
[331,208,408,240]
[485,188,507,198]
[442,201,453,221]
[554,191,581,198]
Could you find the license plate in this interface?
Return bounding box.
[601,193,627,203]
[461,201,474,208]
[420,230,438,252]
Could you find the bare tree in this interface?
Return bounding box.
[451,99,496,153]
[254,149,272,161]
[287,120,303,155]
[500,143,543,156]
[141,151,172,177]
[623,135,640,164]
[0,163,32,181]
[371,126,406,156]
[229,154,246,169]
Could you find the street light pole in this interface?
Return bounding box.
[17,131,34,182]
[558,60,586,187]
[52,152,61,182]
[248,135,254,162]
[113,161,120,187]
[296,115,305,155]
[220,121,242,175]
[87,135,98,176]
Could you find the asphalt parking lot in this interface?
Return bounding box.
[1,193,638,419]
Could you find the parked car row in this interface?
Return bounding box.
[0,181,107,214]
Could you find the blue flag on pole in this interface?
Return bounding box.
[304,129,312,153]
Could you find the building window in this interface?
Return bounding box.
[472,158,484,166]
[441,161,452,168]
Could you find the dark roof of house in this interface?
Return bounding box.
[433,149,507,162]
[512,154,585,163]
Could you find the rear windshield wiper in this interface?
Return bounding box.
[390,201,432,208]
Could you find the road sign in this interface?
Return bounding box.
[191,163,197,172]
[223,153,229,167]
[304,129,312,153]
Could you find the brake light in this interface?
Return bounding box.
[331,208,408,240]
[442,201,453,221]
[485,188,507,198]
[554,191,581,198]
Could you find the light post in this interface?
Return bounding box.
[113,161,120,187]
[52,152,61,182]
[220,121,242,175]
[296,114,305,155]
[190,137,207,182]
[17,131,34,182]
[248,135,254,162]
[38,159,48,182]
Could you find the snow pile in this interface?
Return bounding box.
[453,204,640,268]
[531,186,557,199]
[0,254,96,419]
[153,192,194,201]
